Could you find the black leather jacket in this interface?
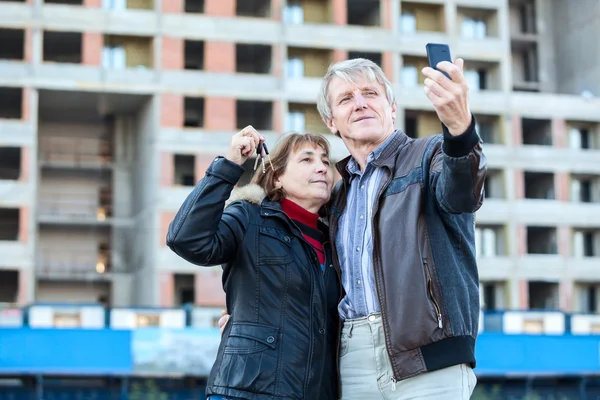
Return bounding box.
[166,156,341,400]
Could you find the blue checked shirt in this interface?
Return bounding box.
[335,131,399,320]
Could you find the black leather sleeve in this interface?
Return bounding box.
[166,156,250,266]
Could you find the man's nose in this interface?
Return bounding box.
[353,93,367,109]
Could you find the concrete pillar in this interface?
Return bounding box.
[551,118,567,148]
[518,279,529,310]
[332,0,346,25]
[160,94,183,128]
[444,0,456,36]
[82,33,103,66]
[517,224,527,256]
[271,0,282,21]
[160,153,174,186]
[204,41,235,72]
[205,0,235,17]
[514,169,524,199]
[194,154,214,183]
[204,98,236,130]
[195,269,226,307]
[161,0,182,13]
[511,114,522,146]
[333,49,348,63]
[559,279,574,311]
[162,37,184,70]
[159,272,175,307]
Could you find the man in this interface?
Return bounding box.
[221,57,486,399]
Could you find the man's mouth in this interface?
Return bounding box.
[355,116,373,122]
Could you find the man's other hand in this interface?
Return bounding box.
[218,309,230,335]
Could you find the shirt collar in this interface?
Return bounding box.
[346,130,400,176]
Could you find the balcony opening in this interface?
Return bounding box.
[173,154,195,187]
[43,31,82,64]
[463,60,501,91]
[37,226,113,277]
[286,48,331,78]
[285,1,330,24]
[569,122,600,150]
[511,42,539,92]
[528,281,559,310]
[573,229,600,258]
[484,169,505,199]
[283,1,303,24]
[401,56,427,88]
[475,225,506,257]
[476,114,502,144]
[527,226,557,255]
[575,283,600,313]
[521,117,552,145]
[509,0,537,35]
[38,169,113,220]
[236,44,272,74]
[348,51,382,68]
[184,97,204,128]
[0,147,21,180]
[348,0,380,27]
[481,281,507,311]
[236,0,270,18]
[103,0,153,10]
[287,103,326,134]
[237,100,272,131]
[184,40,204,70]
[570,174,600,203]
[458,7,498,39]
[0,208,19,241]
[524,172,555,200]
[403,110,440,139]
[174,273,195,306]
[400,2,444,34]
[0,29,24,61]
[0,270,19,303]
[0,88,22,120]
[103,35,153,69]
[404,115,417,139]
[184,0,203,13]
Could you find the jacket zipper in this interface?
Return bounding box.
[369,166,401,389]
[263,206,329,396]
[423,259,443,329]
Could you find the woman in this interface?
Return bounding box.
[166,126,341,400]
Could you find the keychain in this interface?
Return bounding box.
[253,142,274,173]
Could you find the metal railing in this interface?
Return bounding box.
[37,191,113,220]
[37,249,113,276]
[38,136,113,167]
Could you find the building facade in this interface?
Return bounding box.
[0,0,599,320]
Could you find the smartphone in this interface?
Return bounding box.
[426,43,452,80]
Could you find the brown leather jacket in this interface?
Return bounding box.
[328,123,486,386]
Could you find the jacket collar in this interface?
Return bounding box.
[335,129,410,181]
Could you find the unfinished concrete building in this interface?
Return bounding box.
[0,0,599,315]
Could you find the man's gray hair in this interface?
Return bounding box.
[316,58,396,123]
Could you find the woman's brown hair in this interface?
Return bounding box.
[251,132,332,203]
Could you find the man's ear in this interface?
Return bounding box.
[325,118,338,136]
[391,102,397,122]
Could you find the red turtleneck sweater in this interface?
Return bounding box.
[280,198,326,270]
